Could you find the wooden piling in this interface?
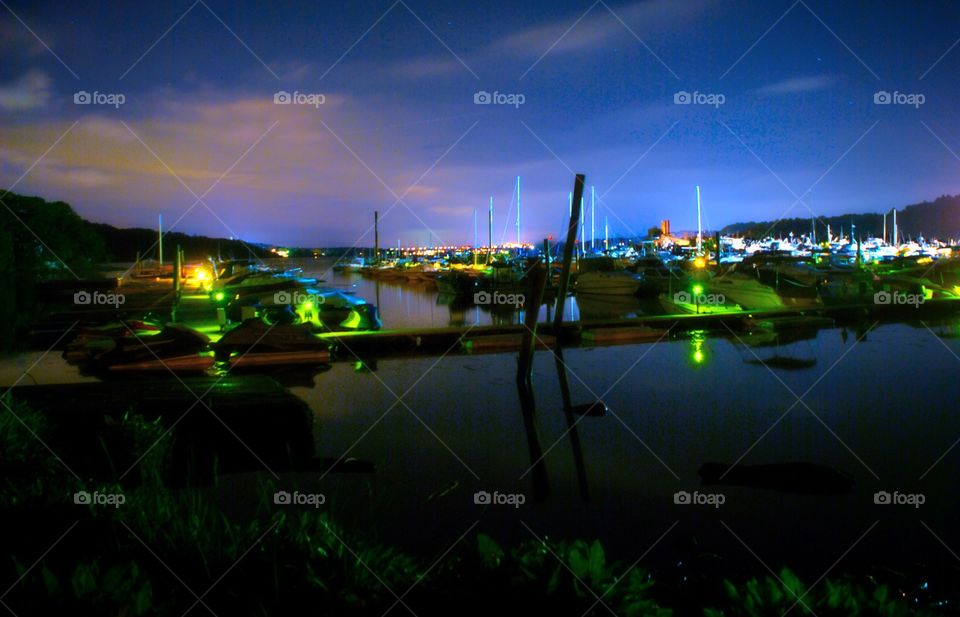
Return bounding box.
[715,231,722,270]
[517,258,549,382]
[553,174,585,329]
[515,257,551,502]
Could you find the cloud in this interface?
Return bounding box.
[755,75,834,96]
[0,70,52,111]
[0,90,483,244]
[494,0,709,58]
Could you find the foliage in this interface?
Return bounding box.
[0,191,108,348]
[704,567,938,617]
[0,393,81,507]
[0,398,952,615]
[721,194,960,240]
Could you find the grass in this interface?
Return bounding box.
[0,394,949,615]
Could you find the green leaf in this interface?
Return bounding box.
[41,566,60,597]
[132,580,153,615]
[477,533,504,569]
[568,541,589,579]
[71,562,98,598]
[588,540,606,581]
[780,567,806,601]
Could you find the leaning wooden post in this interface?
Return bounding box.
[715,231,722,271]
[172,244,182,322]
[542,238,551,289]
[516,257,551,501]
[174,244,181,292]
[517,256,549,382]
[553,174,585,332]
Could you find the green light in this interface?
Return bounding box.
[214,292,224,302]
[692,284,703,296]
[690,329,707,365]
[303,301,314,311]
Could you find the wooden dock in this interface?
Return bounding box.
[31,271,960,368]
[314,297,960,359]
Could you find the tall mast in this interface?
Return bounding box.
[516,175,521,246]
[604,216,609,252]
[374,210,380,265]
[696,185,703,253]
[488,196,493,264]
[158,214,163,267]
[591,185,595,250]
[474,208,478,249]
[893,209,898,245]
[883,211,887,244]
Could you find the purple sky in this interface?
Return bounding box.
[1,0,959,247]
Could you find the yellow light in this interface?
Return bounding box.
[195,269,209,281]
[694,257,706,269]
[693,350,704,363]
[303,301,314,311]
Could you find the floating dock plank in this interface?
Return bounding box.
[230,349,331,368]
[107,353,216,373]
[106,350,332,374]
[580,327,668,345]
[463,333,556,354]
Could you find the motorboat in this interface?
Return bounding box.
[632,254,688,296]
[574,270,644,296]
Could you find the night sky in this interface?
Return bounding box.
[1,0,958,247]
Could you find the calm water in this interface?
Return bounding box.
[295,257,607,327]
[291,319,960,575]
[4,258,960,577]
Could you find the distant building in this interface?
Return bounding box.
[660,219,671,236]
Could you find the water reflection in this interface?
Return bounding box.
[738,328,819,370]
[574,293,663,321]
[291,258,638,328]
[689,329,708,366]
